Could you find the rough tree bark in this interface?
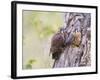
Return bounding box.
[53,13,91,68]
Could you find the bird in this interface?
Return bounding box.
[50,30,66,60]
[50,28,81,60]
[72,30,81,47]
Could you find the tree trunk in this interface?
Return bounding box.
[53,13,91,68]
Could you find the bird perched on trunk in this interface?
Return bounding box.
[50,28,81,60]
[50,29,66,60]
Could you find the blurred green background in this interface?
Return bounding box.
[22,10,64,69]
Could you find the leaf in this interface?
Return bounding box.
[28,59,36,64]
[25,64,32,69]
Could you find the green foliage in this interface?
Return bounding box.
[26,64,32,69]
[25,59,36,69]
[29,59,36,64]
[23,11,63,39]
[23,11,64,69]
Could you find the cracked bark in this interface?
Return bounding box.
[53,13,91,68]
